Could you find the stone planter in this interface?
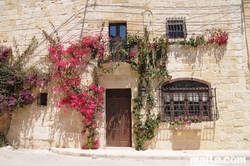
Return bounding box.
[172,123,203,137]
[170,123,203,150]
[172,123,203,130]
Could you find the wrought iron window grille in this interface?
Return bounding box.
[166,17,187,39]
[161,80,219,122]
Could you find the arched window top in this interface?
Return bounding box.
[162,78,211,90]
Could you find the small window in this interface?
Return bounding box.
[166,18,187,39]
[161,79,218,122]
[109,23,127,62]
[38,93,48,106]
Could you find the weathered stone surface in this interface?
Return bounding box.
[0,0,249,150]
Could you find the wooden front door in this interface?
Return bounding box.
[106,89,131,147]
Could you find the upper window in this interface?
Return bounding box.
[166,18,187,39]
[109,23,127,62]
[161,79,218,122]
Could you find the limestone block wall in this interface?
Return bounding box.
[1,0,249,150]
[6,85,84,149]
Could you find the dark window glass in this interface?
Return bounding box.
[109,23,127,62]
[40,93,48,106]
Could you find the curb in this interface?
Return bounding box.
[50,148,250,160]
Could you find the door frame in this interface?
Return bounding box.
[105,89,132,147]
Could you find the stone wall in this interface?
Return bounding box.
[5,84,97,149]
[1,0,250,150]
[0,111,11,136]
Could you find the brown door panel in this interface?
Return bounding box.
[119,99,131,143]
[106,90,131,147]
[106,99,119,145]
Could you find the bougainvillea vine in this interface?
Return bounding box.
[0,41,48,115]
[44,31,108,149]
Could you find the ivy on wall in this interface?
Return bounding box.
[125,28,171,150]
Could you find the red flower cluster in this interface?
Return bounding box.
[47,34,107,149]
[147,43,157,50]
[208,29,228,45]
[127,51,138,61]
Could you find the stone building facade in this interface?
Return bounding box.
[1,0,250,150]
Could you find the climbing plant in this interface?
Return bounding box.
[42,27,110,149]
[0,37,48,115]
[124,28,171,150]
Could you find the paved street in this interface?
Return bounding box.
[0,148,185,166]
[0,147,249,166]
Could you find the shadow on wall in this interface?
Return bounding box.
[171,129,202,150]
[169,44,227,70]
[6,84,94,149]
[142,123,172,150]
[144,121,216,150]
[171,121,216,150]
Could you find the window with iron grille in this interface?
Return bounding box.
[166,18,187,39]
[109,23,127,62]
[161,79,218,121]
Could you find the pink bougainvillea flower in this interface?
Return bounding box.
[81,144,87,149]
[81,132,86,137]
[47,33,106,149]
[92,124,98,129]
[93,139,100,149]
[56,60,67,67]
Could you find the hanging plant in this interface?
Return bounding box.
[207,28,229,45]
[172,34,206,47]
[168,28,228,47]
